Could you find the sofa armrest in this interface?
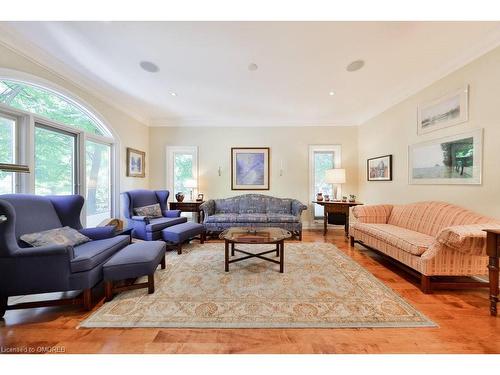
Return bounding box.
[79,226,116,240]
[131,215,150,224]
[200,200,215,218]
[163,209,181,218]
[436,223,500,256]
[13,244,74,260]
[352,204,393,224]
[291,200,307,217]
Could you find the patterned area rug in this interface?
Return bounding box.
[80,242,436,328]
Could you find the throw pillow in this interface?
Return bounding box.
[21,226,91,248]
[134,203,163,218]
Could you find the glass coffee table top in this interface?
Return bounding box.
[220,227,292,243]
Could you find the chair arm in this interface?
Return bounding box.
[436,223,500,256]
[79,226,116,240]
[131,215,150,224]
[352,204,393,224]
[163,210,181,218]
[13,244,74,259]
[291,200,308,217]
[200,200,215,218]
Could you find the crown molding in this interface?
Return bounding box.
[0,24,150,126]
[357,25,500,125]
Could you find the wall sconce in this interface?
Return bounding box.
[218,166,222,177]
[279,160,284,177]
[0,163,30,173]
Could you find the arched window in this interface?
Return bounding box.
[0,77,116,226]
[0,80,110,136]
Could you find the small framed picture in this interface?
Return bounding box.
[367,155,392,181]
[417,85,469,135]
[126,147,145,178]
[196,193,204,202]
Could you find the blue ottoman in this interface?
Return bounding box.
[103,241,166,301]
[161,222,206,254]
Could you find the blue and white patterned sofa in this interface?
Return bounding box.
[200,194,307,240]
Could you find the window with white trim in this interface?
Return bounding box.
[0,78,116,226]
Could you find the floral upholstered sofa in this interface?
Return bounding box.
[200,194,307,239]
[350,201,500,293]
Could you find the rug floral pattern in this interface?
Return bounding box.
[80,243,436,328]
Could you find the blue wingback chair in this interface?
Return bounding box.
[121,189,187,241]
[0,194,130,317]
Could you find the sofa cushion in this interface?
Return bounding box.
[238,195,268,214]
[71,235,130,273]
[267,198,292,214]
[134,203,162,218]
[352,223,434,256]
[387,201,494,237]
[214,197,239,213]
[145,216,188,232]
[21,226,91,248]
[205,213,239,223]
[235,213,268,223]
[267,214,300,223]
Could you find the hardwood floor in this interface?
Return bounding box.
[1,228,498,354]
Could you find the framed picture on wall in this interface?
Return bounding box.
[126,147,146,178]
[417,85,469,135]
[231,147,270,190]
[367,155,392,181]
[409,128,482,185]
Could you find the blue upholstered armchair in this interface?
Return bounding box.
[121,189,187,241]
[0,194,130,317]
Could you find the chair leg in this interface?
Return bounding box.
[421,275,432,294]
[148,274,155,294]
[83,288,93,311]
[104,281,113,302]
[299,231,303,241]
[177,244,182,255]
[200,232,206,244]
[350,235,355,247]
[160,255,166,269]
[0,295,7,318]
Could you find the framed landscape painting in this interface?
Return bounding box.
[367,155,392,181]
[126,147,145,177]
[409,128,482,185]
[417,85,469,135]
[231,147,270,190]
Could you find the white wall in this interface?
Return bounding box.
[149,126,359,224]
[358,45,500,219]
[0,42,150,192]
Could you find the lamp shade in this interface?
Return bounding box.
[184,179,197,189]
[325,168,346,184]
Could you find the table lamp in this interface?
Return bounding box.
[325,168,346,201]
[184,179,197,201]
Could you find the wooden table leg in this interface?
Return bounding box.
[279,240,284,273]
[323,210,327,236]
[344,210,350,237]
[225,240,229,272]
[231,242,235,256]
[276,243,280,257]
[488,255,499,316]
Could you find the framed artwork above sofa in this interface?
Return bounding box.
[231,147,270,190]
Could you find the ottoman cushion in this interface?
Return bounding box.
[103,241,166,281]
[162,222,205,244]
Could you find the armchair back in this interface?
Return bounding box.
[0,194,85,255]
[121,190,171,218]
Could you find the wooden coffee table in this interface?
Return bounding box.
[220,227,292,273]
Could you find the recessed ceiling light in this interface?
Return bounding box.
[329,91,335,96]
[346,60,365,72]
[170,92,177,97]
[248,63,258,71]
[139,61,159,73]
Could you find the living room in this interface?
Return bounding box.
[1,0,500,372]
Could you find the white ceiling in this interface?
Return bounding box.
[1,21,500,127]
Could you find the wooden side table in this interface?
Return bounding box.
[313,201,363,237]
[484,229,500,316]
[169,201,205,223]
